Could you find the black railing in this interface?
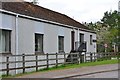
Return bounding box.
[75,41,87,52]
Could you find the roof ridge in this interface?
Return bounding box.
[25,2,86,26]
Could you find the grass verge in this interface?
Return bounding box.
[1,59,118,78]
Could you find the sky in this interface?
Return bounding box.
[24,0,118,23]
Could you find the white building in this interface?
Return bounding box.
[0,2,97,55]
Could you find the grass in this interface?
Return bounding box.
[1,59,118,78]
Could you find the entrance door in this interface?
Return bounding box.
[71,31,75,52]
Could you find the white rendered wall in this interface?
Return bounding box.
[64,27,72,53]
[78,30,96,52]
[44,23,72,53]
[18,18,35,54]
[16,17,73,54]
[0,14,15,30]
[58,27,64,36]
[17,17,97,54]
[0,13,16,55]
[34,21,44,34]
[44,23,58,53]
[0,13,97,76]
[0,13,96,54]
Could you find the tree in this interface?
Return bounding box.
[101,10,119,29]
[85,10,119,52]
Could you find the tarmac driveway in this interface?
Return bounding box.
[16,64,118,79]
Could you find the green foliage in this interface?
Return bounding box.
[84,10,119,52]
[101,10,119,29]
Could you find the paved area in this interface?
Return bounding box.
[71,70,118,78]
[16,64,118,78]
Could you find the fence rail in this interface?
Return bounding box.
[0,52,119,76]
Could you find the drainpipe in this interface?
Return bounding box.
[15,14,19,55]
[15,14,19,74]
[77,28,79,42]
[77,28,79,51]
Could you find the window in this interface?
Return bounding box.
[0,30,11,53]
[58,36,64,53]
[90,35,92,45]
[35,34,43,53]
[80,33,84,43]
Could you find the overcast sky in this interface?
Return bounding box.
[24,0,119,23]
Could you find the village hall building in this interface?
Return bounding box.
[0,2,96,55]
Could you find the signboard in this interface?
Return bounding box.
[93,39,97,42]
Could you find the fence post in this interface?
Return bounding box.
[90,53,92,62]
[104,53,105,60]
[106,53,108,60]
[64,52,66,66]
[94,53,96,62]
[56,53,58,68]
[79,52,81,63]
[97,53,99,61]
[117,52,119,60]
[36,55,38,71]
[111,52,112,59]
[109,53,111,59]
[70,53,73,64]
[22,54,25,74]
[77,53,79,64]
[6,56,9,76]
[84,52,86,63]
[110,52,112,60]
[46,53,49,69]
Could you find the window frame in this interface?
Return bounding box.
[80,33,84,43]
[90,35,93,45]
[58,36,64,53]
[35,33,44,53]
[0,29,11,53]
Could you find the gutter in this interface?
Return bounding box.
[0,9,96,34]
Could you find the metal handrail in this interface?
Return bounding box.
[75,41,87,52]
